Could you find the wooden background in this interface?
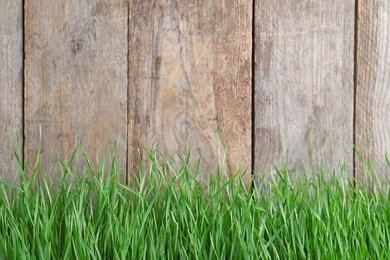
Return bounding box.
[1,0,389,187]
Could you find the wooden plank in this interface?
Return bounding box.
[24,1,128,182]
[355,0,390,187]
[0,1,23,181]
[254,1,355,182]
[128,1,252,186]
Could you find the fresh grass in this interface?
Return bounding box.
[1,142,390,259]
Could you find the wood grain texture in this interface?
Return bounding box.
[0,1,23,181]
[128,1,252,186]
[24,1,128,181]
[254,1,355,181]
[355,0,390,186]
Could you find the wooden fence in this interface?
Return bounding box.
[0,1,389,187]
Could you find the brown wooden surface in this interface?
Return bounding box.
[254,1,355,181]
[5,0,390,190]
[128,1,252,185]
[24,1,128,181]
[0,1,23,181]
[355,0,390,186]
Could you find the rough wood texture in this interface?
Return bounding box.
[0,1,23,181]
[254,1,355,181]
[128,1,252,185]
[355,0,390,186]
[24,1,128,181]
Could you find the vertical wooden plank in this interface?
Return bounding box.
[25,1,128,181]
[254,1,355,181]
[0,1,23,181]
[128,1,252,186]
[355,0,390,186]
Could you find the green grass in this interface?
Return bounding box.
[1,141,390,259]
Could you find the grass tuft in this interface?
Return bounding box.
[0,140,390,259]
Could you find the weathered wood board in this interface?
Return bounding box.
[355,0,390,186]
[24,1,128,182]
[254,1,355,182]
[0,1,23,181]
[128,1,252,185]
